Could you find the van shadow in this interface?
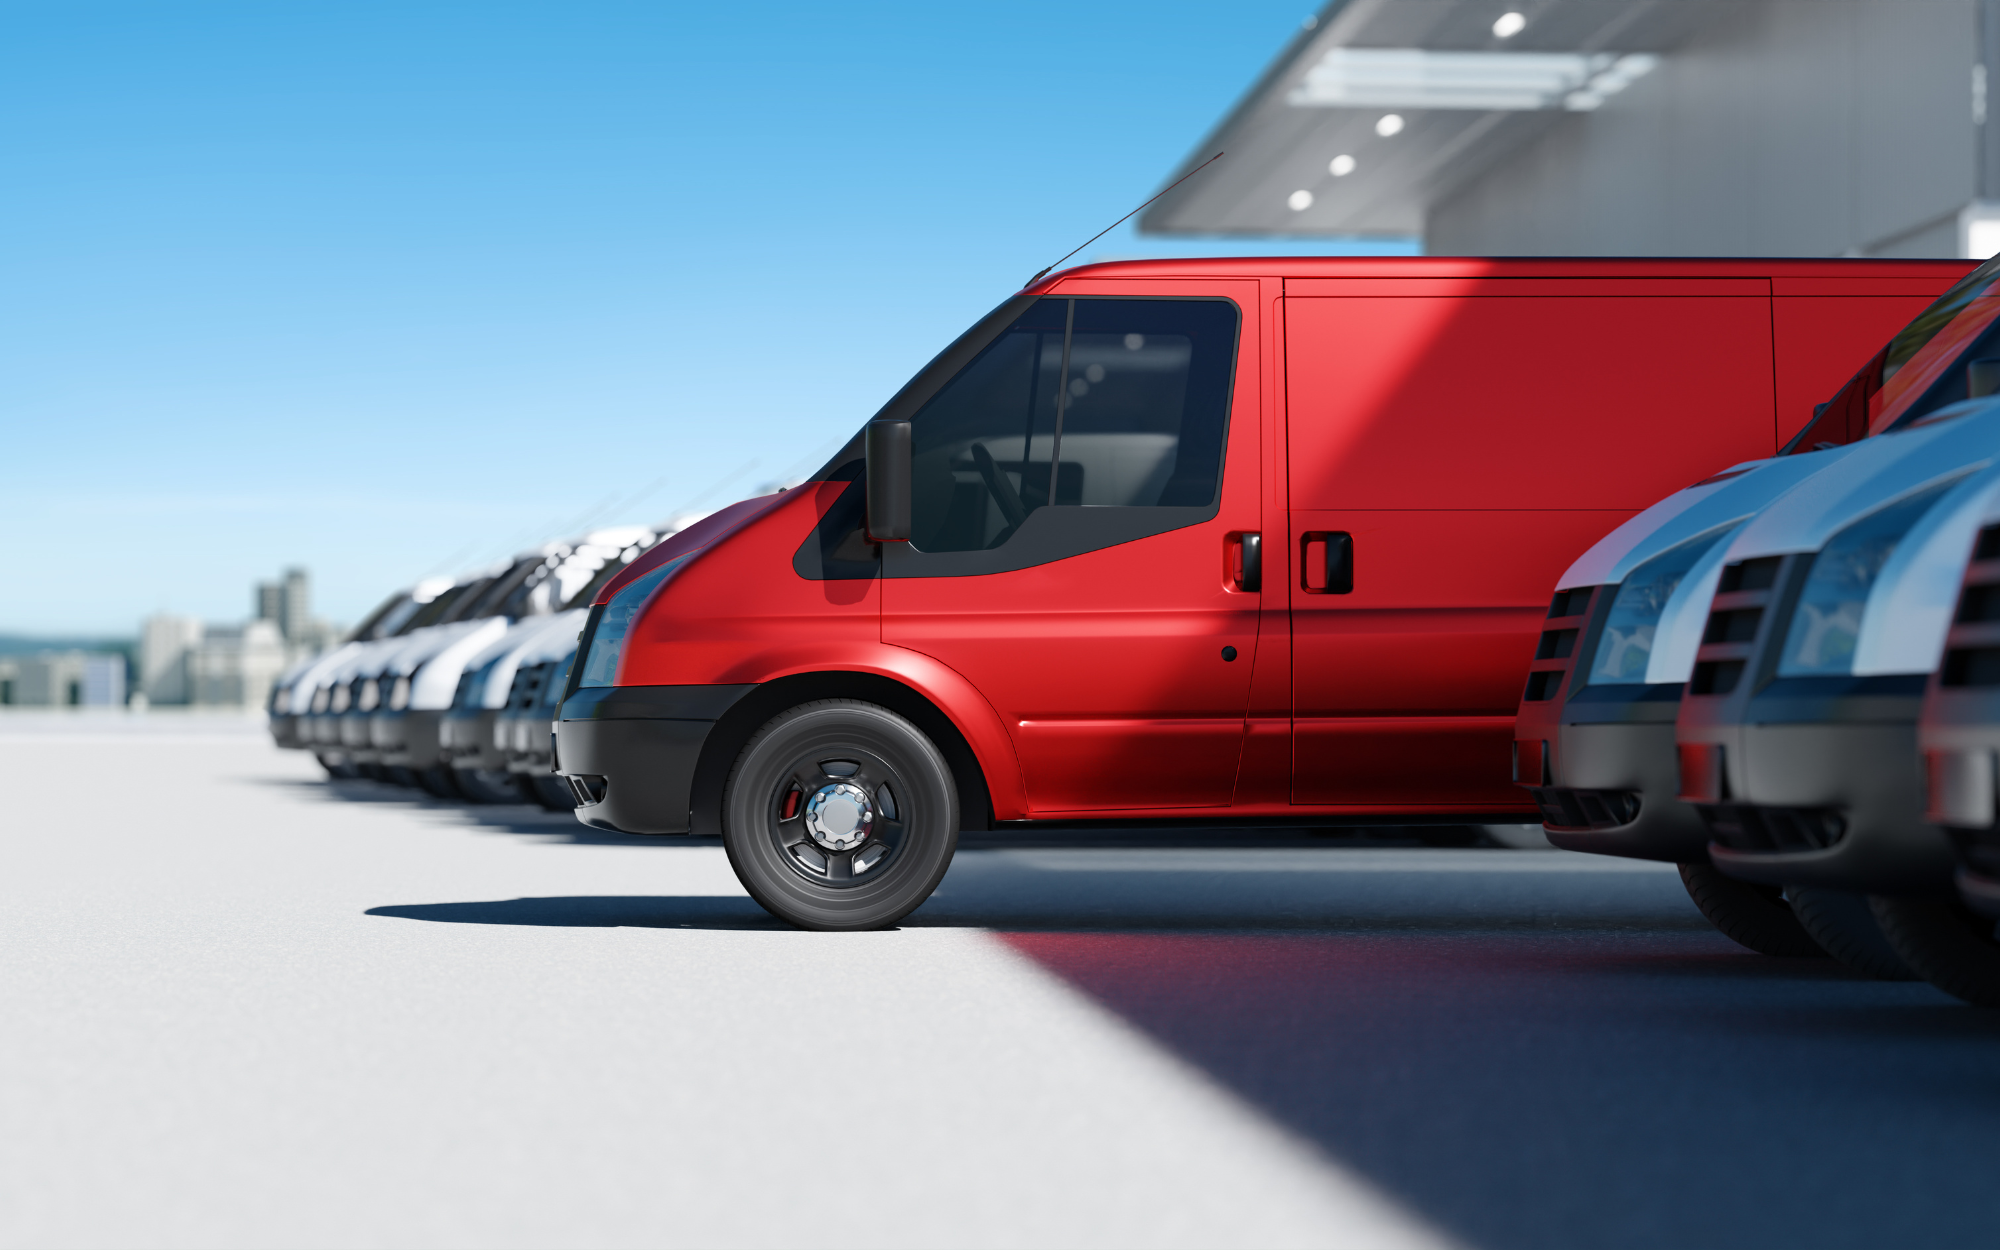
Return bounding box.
[263,775,709,848]
[981,919,2000,1249]
[367,895,781,930]
[357,835,2000,1245]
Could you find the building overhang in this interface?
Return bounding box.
[1139,0,1727,238]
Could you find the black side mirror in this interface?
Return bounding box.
[865,418,913,542]
[1970,359,2000,400]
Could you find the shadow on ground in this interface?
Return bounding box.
[343,774,2000,1249]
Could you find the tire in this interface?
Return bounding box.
[1787,885,1917,979]
[722,699,959,931]
[1677,862,1825,958]
[1870,895,2000,1006]
[454,767,525,804]
[316,754,359,780]
[528,773,577,811]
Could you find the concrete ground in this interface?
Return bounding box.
[4,715,2000,1249]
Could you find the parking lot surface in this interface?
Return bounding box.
[5,718,2000,1249]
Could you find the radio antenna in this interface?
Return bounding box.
[1023,150,1225,288]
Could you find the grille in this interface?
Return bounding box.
[1690,556,1784,697]
[1528,786,1640,831]
[1941,525,2000,688]
[1698,803,1847,852]
[1522,587,1598,702]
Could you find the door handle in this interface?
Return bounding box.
[1302,531,1353,594]
[1233,532,1262,593]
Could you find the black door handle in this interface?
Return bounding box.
[1303,531,1353,594]
[1239,532,1262,592]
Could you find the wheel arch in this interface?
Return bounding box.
[689,671,1004,838]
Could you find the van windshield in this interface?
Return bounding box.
[1870,255,2000,433]
[1784,255,2000,452]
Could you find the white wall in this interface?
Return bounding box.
[1428,0,1982,257]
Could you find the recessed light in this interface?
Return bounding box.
[1288,189,1315,211]
[1493,11,1526,38]
[1375,113,1405,137]
[1329,154,1356,176]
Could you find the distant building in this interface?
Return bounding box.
[138,567,338,707]
[185,620,288,709]
[1143,0,2000,258]
[3,652,125,706]
[141,613,204,704]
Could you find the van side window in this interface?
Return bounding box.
[909,297,1238,553]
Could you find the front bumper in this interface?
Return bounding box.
[441,709,504,770]
[1920,692,2000,914]
[376,709,445,768]
[1695,719,1955,896]
[1519,683,1707,862]
[555,684,754,835]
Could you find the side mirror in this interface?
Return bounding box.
[865,418,913,542]
[1970,359,2000,400]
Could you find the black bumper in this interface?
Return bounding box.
[1538,721,1710,861]
[1700,718,1956,896]
[555,684,754,835]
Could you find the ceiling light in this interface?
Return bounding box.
[1288,189,1315,211]
[1375,113,1405,136]
[1290,48,1659,111]
[1329,153,1356,176]
[1492,11,1526,38]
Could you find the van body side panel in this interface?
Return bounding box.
[882,278,1264,815]
[1284,283,1776,808]
[1283,286,1777,510]
[1288,508,1625,805]
[1771,287,1961,447]
[1237,277,1295,808]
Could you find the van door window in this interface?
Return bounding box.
[908,297,1238,555]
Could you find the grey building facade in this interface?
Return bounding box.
[1143,0,2000,259]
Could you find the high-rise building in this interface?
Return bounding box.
[281,567,309,641]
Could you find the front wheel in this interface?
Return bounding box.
[1870,895,2000,1006]
[723,699,959,931]
[1677,862,1825,958]
[1787,886,1916,980]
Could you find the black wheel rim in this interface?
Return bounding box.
[765,749,908,889]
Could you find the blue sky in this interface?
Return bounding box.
[2,1,1412,634]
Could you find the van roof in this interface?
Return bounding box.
[1035,254,1969,290]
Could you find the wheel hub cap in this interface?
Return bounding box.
[804,782,873,851]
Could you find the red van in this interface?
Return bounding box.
[554,256,1962,929]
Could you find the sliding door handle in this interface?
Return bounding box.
[1302,531,1353,594]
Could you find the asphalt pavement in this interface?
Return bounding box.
[4,715,1999,1249]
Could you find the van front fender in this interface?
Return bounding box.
[707,643,1026,824]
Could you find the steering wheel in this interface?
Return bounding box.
[970,442,1031,529]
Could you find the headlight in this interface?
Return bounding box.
[356,679,379,712]
[575,554,689,689]
[388,675,411,711]
[1778,477,1967,676]
[1586,527,1735,685]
